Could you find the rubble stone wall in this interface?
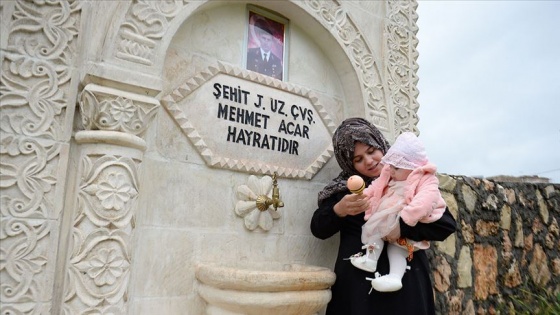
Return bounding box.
[431,175,559,314]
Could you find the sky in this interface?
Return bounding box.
[415,0,560,184]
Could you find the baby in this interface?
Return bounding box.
[349,132,446,292]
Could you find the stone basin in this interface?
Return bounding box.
[195,263,336,315]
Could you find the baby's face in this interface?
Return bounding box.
[389,165,412,181]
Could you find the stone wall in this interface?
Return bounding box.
[431,175,559,314]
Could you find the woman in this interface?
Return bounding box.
[310,118,456,314]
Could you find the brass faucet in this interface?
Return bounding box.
[256,172,284,211]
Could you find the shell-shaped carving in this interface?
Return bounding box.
[234,175,280,231]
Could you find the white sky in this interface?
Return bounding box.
[416,0,560,183]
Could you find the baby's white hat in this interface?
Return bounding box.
[381,132,428,170]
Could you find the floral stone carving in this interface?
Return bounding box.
[63,149,140,313]
[79,84,159,137]
[235,175,281,231]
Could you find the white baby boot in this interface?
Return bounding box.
[350,244,378,273]
[369,274,402,292]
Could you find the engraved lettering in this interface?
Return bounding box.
[290,104,314,124]
[278,120,310,139]
[217,103,270,129]
[270,98,285,115]
[213,83,222,99]
[254,94,263,108]
[214,82,251,104]
[226,125,299,155]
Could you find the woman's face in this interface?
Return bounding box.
[353,142,384,178]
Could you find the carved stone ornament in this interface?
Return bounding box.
[0,135,62,219]
[79,84,159,137]
[303,0,388,132]
[116,0,187,66]
[0,216,53,309]
[63,141,142,314]
[235,175,281,231]
[1,0,82,142]
[1,1,82,312]
[384,1,421,137]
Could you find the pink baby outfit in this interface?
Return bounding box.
[351,132,448,293]
[362,162,446,248]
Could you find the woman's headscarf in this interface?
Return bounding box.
[317,117,390,205]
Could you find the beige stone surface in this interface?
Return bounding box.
[195,263,335,315]
[528,244,551,287]
[500,204,512,230]
[129,296,198,315]
[462,184,477,213]
[436,233,456,257]
[130,228,198,297]
[442,191,459,220]
[458,246,473,288]
[514,213,525,247]
[536,190,550,224]
[438,174,457,192]
[461,220,475,244]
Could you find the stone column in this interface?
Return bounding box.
[60,83,158,314]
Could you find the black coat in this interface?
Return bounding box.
[310,190,457,315]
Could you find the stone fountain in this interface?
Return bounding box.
[195,262,336,315]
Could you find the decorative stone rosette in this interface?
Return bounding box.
[235,175,281,231]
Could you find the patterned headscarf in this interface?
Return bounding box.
[317,117,390,205]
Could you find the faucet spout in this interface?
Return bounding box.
[270,172,284,211]
[255,172,284,211]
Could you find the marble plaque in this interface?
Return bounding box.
[161,63,335,179]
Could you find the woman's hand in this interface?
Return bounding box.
[333,193,370,217]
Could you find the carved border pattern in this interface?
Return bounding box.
[384,0,420,136]
[303,0,388,131]
[0,134,62,219]
[1,1,81,312]
[0,217,52,307]
[79,84,159,137]
[0,0,82,141]
[161,61,336,179]
[63,153,139,314]
[0,138,61,311]
[116,0,187,65]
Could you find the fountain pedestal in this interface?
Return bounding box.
[195,263,336,315]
